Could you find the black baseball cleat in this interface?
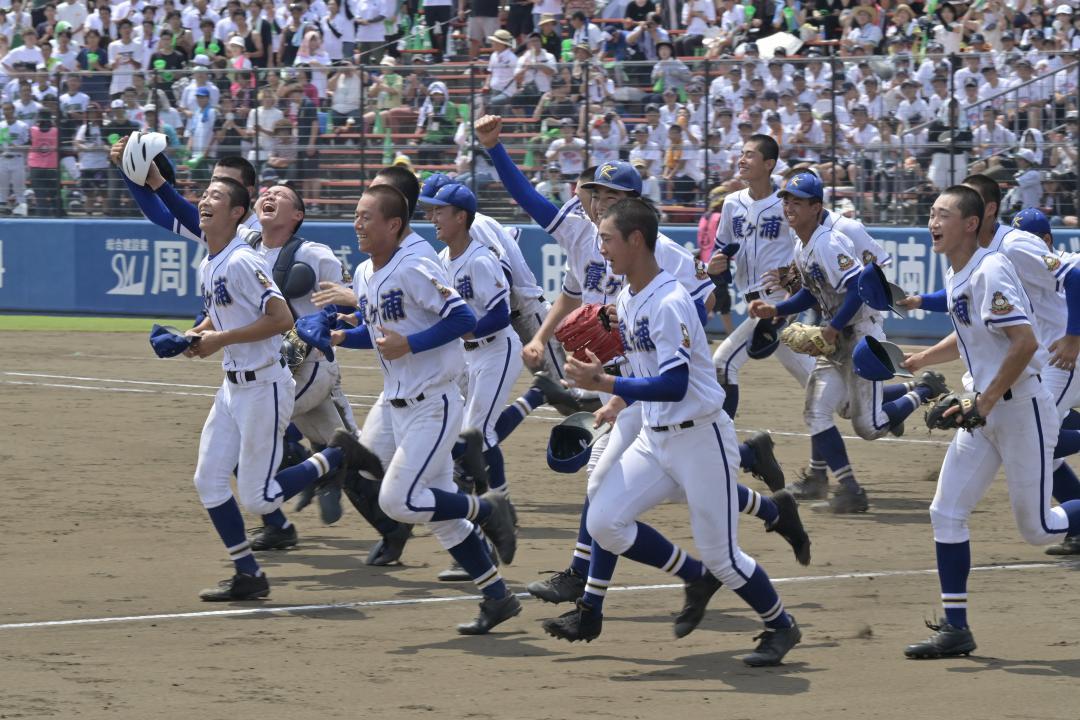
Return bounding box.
[527,568,587,604]
[479,491,518,564]
[1046,535,1080,555]
[293,484,316,513]
[674,571,723,638]
[199,572,270,602]
[904,619,976,659]
[789,467,828,500]
[249,523,298,551]
[917,370,950,402]
[542,599,603,643]
[531,371,584,416]
[742,619,802,666]
[745,431,785,492]
[365,523,413,566]
[457,593,522,635]
[767,490,812,566]
[456,429,489,495]
[437,561,472,582]
[822,485,869,514]
[328,429,385,482]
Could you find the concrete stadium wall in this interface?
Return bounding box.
[1,219,1077,340]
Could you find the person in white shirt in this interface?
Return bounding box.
[1,28,42,78]
[513,32,556,109]
[977,64,1007,111]
[244,88,283,165]
[186,87,217,159]
[483,29,518,112]
[182,0,219,35]
[84,4,117,42]
[972,106,1016,161]
[677,0,715,56]
[628,123,662,177]
[179,59,221,120]
[546,119,587,177]
[535,162,573,205]
[353,0,388,64]
[56,1,88,41]
[894,79,929,127]
[589,113,625,166]
[107,19,143,97]
[569,10,607,54]
[1009,148,1043,211]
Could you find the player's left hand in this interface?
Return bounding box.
[748,299,776,319]
[563,349,606,391]
[602,303,617,326]
[311,281,356,308]
[189,330,224,358]
[900,351,924,373]
[376,326,411,360]
[594,396,626,428]
[1049,334,1080,370]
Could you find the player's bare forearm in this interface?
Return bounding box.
[903,332,959,371]
[981,324,1039,410]
[535,292,581,345]
[199,297,293,356]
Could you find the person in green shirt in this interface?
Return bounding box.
[416,81,460,167]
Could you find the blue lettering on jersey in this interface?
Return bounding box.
[583,261,606,292]
[809,263,827,286]
[357,296,370,323]
[625,317,655,353]
[732,216,746,238]
[952,294,971,326]
[760,215,783,239]
[380,288,406,322]
[455,275,474,300]
[210,277,232,307]
[605,275,623,296]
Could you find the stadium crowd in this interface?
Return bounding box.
[0,0,1076,224]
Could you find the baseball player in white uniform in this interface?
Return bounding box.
[901,175,1080,550]
[428,182,524,507]
[549,199,802,666]
[329,184,521,635]
[750,172,948,513]
[0,101,29,210]
[175,177,355,602]
[900,185,1080,658]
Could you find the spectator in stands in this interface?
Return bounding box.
[186,86,217,169]
[506,0,534,45]
[84,4,116,45]
[625,10,669,79]
[354,0,388,64]
[535,162,572,204]
[243,0,273,68]
[464,0,501,59]
[266,118,297,175]
[514,31,557,112]
[179,55,220,121]
[143,105,180,147]
[971,106,1016,169]
[212,95,244,157]
[245,88,283,170]
[27,108,58,216]
[843,6,882,53]
[13,79,40,123]
[570,11,607,54]
[3,28,43,79]
[662,122,701,204]
[0,100,29,213]
[483,29,518,112]
[589,112,624,165]
[74,102,109,213]
[423,0,454,64]
[284,82,320,213]
[416,81,460,166]
[294,31,330,101]
[546,117,586,178]
[633,156,661,204]
[327,60,362,131]
[531,76,575,123]
[570,43,612,105]
[531,0,563,36]
[534,14,562,58]
[1006,147,1043,214]
[149,29,186,104]
[646,40,689,105]
[56,0,87,43]
[455,139,497,189]
[192,18,224,66]
[49,24,77,74]
[676,0,715,56]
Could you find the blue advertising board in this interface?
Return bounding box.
[1,219,1077,340]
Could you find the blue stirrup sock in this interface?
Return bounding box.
[207,497,261,576]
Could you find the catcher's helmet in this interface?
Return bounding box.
[747,317,783,359]
[852,335,913,381]
[121,131,171,185]
[857,263,907,317]
[547,412,607,473]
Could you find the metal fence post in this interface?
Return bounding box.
[360,60,366,190]
[469,60,476,196]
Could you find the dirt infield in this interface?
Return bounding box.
[2,330,1078,719]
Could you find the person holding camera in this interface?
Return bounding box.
[513,32,556,113]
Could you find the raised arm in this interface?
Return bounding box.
[475,114,560,228]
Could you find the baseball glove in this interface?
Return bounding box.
[925,391,986,431]
[555,303,625,364]
[779,321,837,356]
[778,261,803,295]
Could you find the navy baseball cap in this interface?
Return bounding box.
[419,172,454,200]
[580,161,642,195]
[424,182,477,213]
[1013,207,1051,237]
[777,172,823,200]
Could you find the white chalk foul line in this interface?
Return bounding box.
[0,562,1058,632]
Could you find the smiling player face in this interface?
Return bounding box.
[590,186,628,221]
[599,215,633,276]
[782,194,819,235]
[737,142,771,182]
[927,194,975,257]
[353,193,398,258]
[197,181,244,238]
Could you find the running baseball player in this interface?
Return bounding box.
[329,184,520,634]
[475,115,798,605]
[549,199,802,666]
[900,175,1080,545]
[901,185,1080,658]
[749,172,949,512]
[174,176,362,601]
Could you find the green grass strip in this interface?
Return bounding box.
[0,315,191,333]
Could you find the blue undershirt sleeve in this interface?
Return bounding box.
[1064,267,1080,336]
[472,298,511,337]
[340,325,374,349]
[407,304,477,353]
[153,180,203,237]
[487,142,559,228]
[612,364,689,403]
[773,288,818,317]
[919,288,948,313]
[120,172,177,231]
[829,275,866,330]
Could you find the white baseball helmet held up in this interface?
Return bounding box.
[121,131,169,186]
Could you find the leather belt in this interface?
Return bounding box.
[227,357,285,384]
[390,392,426,408]
[650,419,696,432]
[463,335,497,351]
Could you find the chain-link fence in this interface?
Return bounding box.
[0,49,1076,226]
